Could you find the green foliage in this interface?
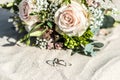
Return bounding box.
[84,42,104,56]
[101,15,115,28]
[30,30,46,37]
[19,23,47,46]
[62,0,71,5]
[63,35,77,49]
[0,1,20,12]
[29,12,38,16]
[47,21,54,29]
[90,27,100,35]
[6,2,14,7]
[30,23,45,32]
[0,2,14,9]
[39,10,48,22]
[79,29,93,45]
[14,0,22,5]
[71,41,104,56]
[26,38,31,46]
[81,0,88,6]
[63,28,93,49]
[84,43,95,56]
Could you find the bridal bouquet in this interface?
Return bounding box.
[0,0,115,56]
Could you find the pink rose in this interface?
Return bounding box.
[55,1,88,36]
[19,0,39,31]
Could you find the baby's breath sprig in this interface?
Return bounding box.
[89,6,104,34]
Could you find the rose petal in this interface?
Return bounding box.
[19,0,39,32]
[55,1,88,36]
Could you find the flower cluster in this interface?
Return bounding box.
[0,0,115,56]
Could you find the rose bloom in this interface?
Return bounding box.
[55,1,88,36]
[19,0,39,32]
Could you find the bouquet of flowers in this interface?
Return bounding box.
[0,0,115,56]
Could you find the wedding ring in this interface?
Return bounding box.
[46,58,72,67]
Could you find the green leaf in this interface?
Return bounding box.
[6,2,14,7]
[29,12,38,15]
[30,30,46,37]
[30,23,44,32]
[91,27,100,35]
[81,0,87,4]
[84,42,104,56]
[0,4,3,7]
[19,34,29,42]
[62,0,71,5]
[84,43,95,56]
[26,39,31,46]
[101,15,115,28]
[103,0,112,2]
[92,42,104,48]
[67,0,71,3]
[47,22,53,28]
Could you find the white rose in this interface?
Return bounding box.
[19,0,39,32]
[55,1,88,36]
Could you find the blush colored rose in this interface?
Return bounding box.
[19,0,39,31]
[55,1,88,36]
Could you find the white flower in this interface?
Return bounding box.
[36,0,48,11]
[55,1,88,36]
[19,0,39,32]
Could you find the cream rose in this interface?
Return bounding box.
[19,0,39,32]
[55,1,88,36]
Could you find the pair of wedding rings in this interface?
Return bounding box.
[46,58,72,67]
